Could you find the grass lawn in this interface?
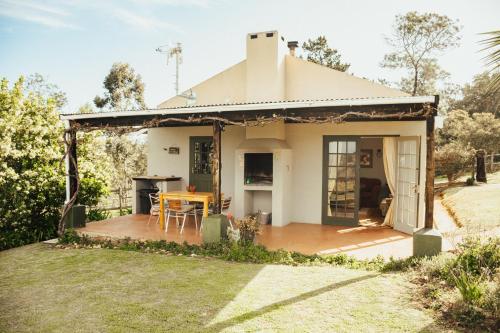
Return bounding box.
[0,243,444,333]
[441,171,500,233]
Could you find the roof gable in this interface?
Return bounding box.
[285,55,408,100]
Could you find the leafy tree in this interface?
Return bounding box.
[398,58,449,95]
[435,141,474,182]
[302,36,350,72]
[25,73,67,108]
[439,109,500,154]
[75,103,112,208]
[94,62,146,111]
[382,11,461,96]
[92,63,148,213]
[0,76,111,250]
[105,135,147,214]
[78,102,96,114]
[0,77,65,249]
[452,72,500,118]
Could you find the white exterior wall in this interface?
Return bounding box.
[286,121,427,228]
[147,126,246,199]
[147,120,427,229]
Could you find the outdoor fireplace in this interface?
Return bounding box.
[244,153,273,185]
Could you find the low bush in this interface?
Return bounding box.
[452,237,500,279]
[58,229,388,270]
[405,237,500,331]
[87,208,111,222]
[465,177,475,186]
[435,142,474,182]
[451,269,485,305]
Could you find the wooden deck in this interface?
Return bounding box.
[77,214,415,259]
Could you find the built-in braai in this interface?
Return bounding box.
[244,153,273,185]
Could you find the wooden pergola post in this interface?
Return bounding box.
[212,120,222,214]
[68,128,78,202]
[424,115,435,229]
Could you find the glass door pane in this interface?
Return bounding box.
[323,137,359,226]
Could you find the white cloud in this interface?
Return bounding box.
[112,8,181,32]
[129,0,213,8]
[0,0,79,29]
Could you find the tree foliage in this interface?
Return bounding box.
[105,135,147,213]
[94,63,146,111]
[382,11,461,96]
[439,109,500,154]
[0,77,65,249]
[452,72,500,118]
[435,141,474,182]
[302,36,350,72]
[0,76,110,250]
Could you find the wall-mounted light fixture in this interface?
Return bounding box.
[164,146,180,154]
[376,149,382,158]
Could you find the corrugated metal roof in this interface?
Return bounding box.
[60,95,436,121]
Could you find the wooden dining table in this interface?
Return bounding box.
[158,191,214,230]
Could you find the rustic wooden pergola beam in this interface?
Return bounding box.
[68,103,432,130]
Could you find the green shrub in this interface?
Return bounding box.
[0,77,110,250]
[465,177,475,186]
[87,208,111,221]
[0,77,66,250]
[435,142,474,182]
[418,252,456,281]
[58,229,81,244]
[453,237,500,279]
[57,230,388,270]
[452,269,485,305]
[481,277,500,318]
[119,208,132,216]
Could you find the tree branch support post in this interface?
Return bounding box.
[68,129,78,201]
[413,99,442,257]
[59,125,85,235]
[212,120,222,214]
[202,120,229,243]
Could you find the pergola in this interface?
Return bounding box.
[59,95,439,237]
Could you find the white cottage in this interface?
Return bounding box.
[61,31,439,251]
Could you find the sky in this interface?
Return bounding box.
[0,0,498,113]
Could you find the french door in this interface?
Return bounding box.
[394,137,420,234]
[189,136,213,192]
[322,136,360,226]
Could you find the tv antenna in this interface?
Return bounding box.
[156,42,182,95]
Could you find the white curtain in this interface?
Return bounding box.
[382,137,397,227]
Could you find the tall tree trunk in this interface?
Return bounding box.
[476,150,487,183]
[119,187,122,213]
[412,66,418,96]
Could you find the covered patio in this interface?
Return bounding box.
[60,95,441,258]
[76,214,415,260]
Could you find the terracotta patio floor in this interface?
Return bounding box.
[77,214,417,259]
